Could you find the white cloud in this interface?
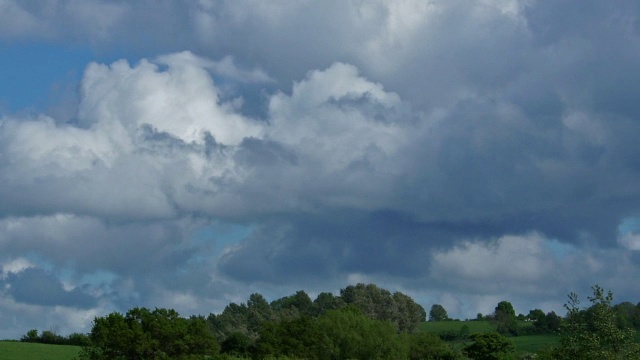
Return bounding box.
[267,62,407,173]
[431,233,553,284]
[619,232,640,250]
[79,53,262,146]
[1,258,35,279]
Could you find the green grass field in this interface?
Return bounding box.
[0,341,81,360]
[511,334,560,353]
[420,321,560,355]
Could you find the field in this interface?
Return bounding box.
[0,341,80,360]
[511,334,560,353]
[420,320,559,355]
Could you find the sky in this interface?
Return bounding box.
[1,0,640,339]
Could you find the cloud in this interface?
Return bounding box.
[1,0,640,339]
[3,268,97,309]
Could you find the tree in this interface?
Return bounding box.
[429,304,449,322]
[464,332,517,360]
[312,292,346,316]
[527,309,545,321]
[315,306,406,360]
[494,301,518,335]
[21,329,39,343]
[271,290,314,319]
[404,332,463,360]
[393,291,427,332]
[551,285,640,360]
[340,283,396,322]
[340,283,426,332]
[80,307,218,360]
[220,331,252,357]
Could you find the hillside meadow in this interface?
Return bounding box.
[421,320,561,355]
[0,341,80,360]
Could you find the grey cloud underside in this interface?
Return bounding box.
[1,0,640,339]
[3,268,97,309]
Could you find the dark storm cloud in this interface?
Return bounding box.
[4,268,96,309]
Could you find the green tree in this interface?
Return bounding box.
[21,329,39,343]
[340,283,426,332]
[404,332,463,360]
[220,331,252,357]
[340,283,396,322]
[552,285,640,360]
[393,291,427,332]
[527,309,545,323]
[208,302,251,341]
[429,304,449,322]
[315,306,405,360]
[464,332,517,360]
[80,307,218,360]
[312,292,346,316]
[614,301,640,329]
[271,290,314,320]
[494,301,518,335]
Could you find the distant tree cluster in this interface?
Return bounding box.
[21,328,90,346]
[77,307,217,359]
[18,283,640,360]
[208,283,426,343]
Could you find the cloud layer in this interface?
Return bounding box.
[1,0,640,339]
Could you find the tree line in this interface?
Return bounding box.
[20,284,640,359]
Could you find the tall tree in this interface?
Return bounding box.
[340,283,425,332]
[464,332,516,360]
[429,304,450,322]
[494,301,518,335]
[551,285,640,360]
[312,292,346,316]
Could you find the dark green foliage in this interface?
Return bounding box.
[403,332,463,360]
[340,284,397,322]
[208,302,250,341]
[494,301,518,336]
[393,291,428,332]
[253,306,431,360]
[20,329,39,343]
[464,332,517,360]
[614,302,640,329]
[550,285,640,360]
[340,283,426,332]
[522,309,562,335]
[220,332,252,357]
[80,307,218,360]
[254,315,319,359]
[315,306,406,360]
[20,328,70,345]
[527,309,545,323]
[312,292,346,316]
[271,290,314,320]
[67,333,91,347]
[429,304,449,322]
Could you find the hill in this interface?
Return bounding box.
[0,341,80,360]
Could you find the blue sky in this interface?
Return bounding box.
[0,42,90,111]
[1,0,640,339]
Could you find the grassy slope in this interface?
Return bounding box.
[0,341,81,360]
[420,321,560,354]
